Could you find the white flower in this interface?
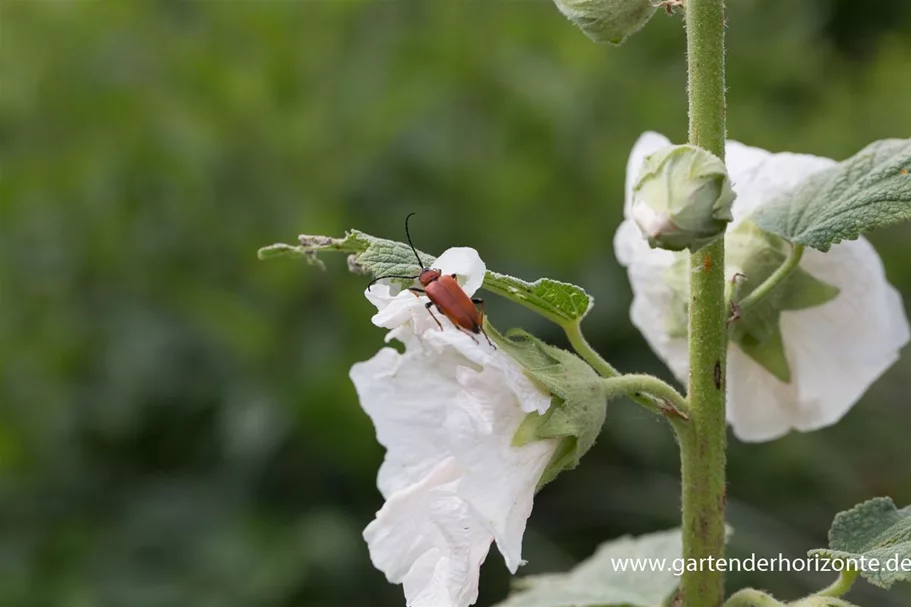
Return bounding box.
[614,131,910,442]
[350,247,558,607]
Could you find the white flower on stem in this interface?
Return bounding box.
[350,247,558,607]
[614,131,910,442]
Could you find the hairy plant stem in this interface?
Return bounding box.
[736,244,804,313]
[815,568,859,598]
[564,322,689,422]
[680,0,728,605]
[601,375,690,421]
[563,321,621,377]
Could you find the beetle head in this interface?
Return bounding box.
[418,268,441,287]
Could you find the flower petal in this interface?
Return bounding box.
[432,247,486,297]
[724,343,799,441]
[426,329,551,415]
[365,283,436,337]
[363,459,492,607]
[351,346,456,496]
[618,131,911,442]
[625,135,837,224]
[613,218,688,383]
[725,141,836,220]
[363,247,487,338]
[351,329,558,607]
[625,131,672,216]
[741,237,908,439]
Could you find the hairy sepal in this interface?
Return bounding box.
[489,326,608,488]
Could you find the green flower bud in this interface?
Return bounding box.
[553,0,657,45]
[631,144,736,252]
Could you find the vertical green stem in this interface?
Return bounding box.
[680,1,728,606]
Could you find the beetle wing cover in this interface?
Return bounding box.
[427,277,480,333]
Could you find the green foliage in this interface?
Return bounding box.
[492,327,608,487]
[3,1,911,606]
[262,233,593,324]
[260,230,433,286]
[484,273,593,325]
[809,497,911,589]
[494,528,682,607]
[752,139,911,251]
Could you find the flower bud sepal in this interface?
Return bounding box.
[552,0,657,45]
[489,326,608,490]
[631,144,736,252]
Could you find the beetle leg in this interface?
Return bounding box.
[453,324,480,344]
[408,288,444,331]
[427,303,479,344]
[471,297,496,349]
[423,301,444,331]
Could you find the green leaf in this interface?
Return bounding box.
[751,138,911,251]
[494,528,682,607]
[808,497,911,589]
[489,326,607,487]
[258,231,593,325]
[257,231,433,286]
[484,272,593,325]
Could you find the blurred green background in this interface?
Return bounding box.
[3,1,911,605]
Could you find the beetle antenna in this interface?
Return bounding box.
[404,212,425,269]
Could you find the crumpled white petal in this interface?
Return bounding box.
[351,247,558,607]
[615,132,910,442]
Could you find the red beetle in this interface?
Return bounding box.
[368,213,494,347]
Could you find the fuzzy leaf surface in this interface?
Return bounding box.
[484,272,592,325]
[490,327,607,487]
[752,139,911,251]
[259,231,592,324]
[494,528,682,607]
[808,497,911,589]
